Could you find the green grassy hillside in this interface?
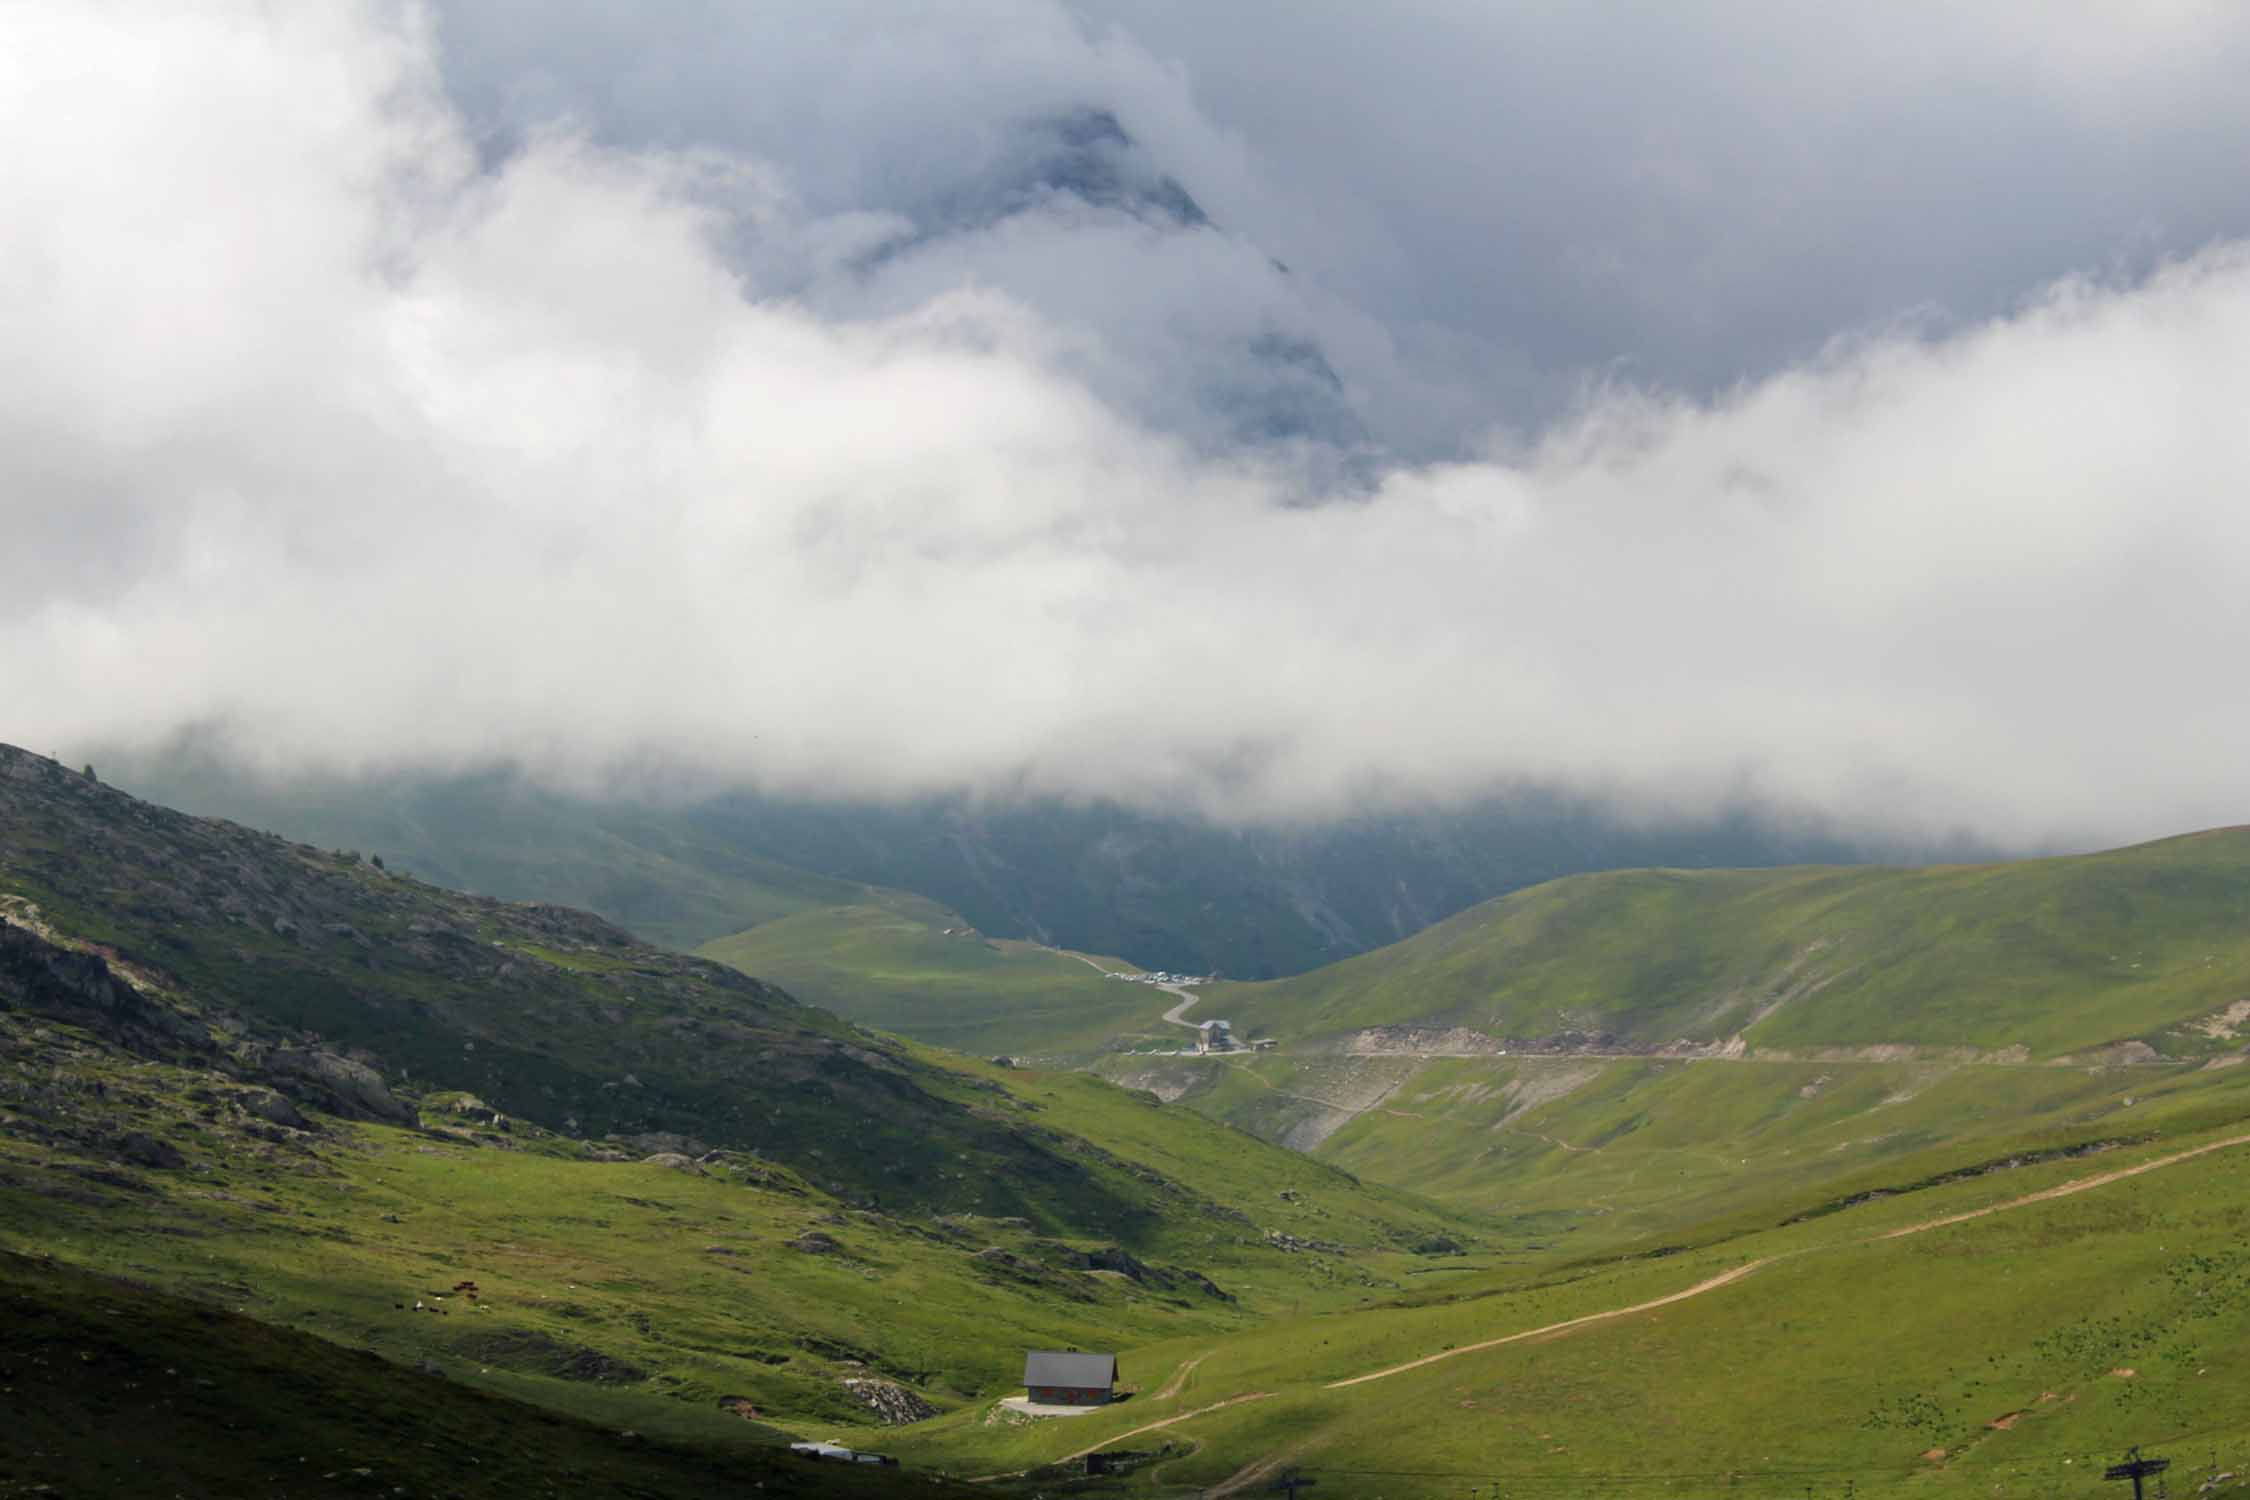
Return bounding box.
[700,898,1174,1060]
[1,740,1488,1472]
[27,999,2246,1498]
[0,1023,1469,1453]
[1106,1045,2250,1243]
[1213,830,2250,1059]
[873,1122,2250,1498]
[1088,832,2250,1274]
[1,743,1189,1226]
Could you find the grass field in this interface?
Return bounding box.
[0,1011,1487,1452]
[5,1055,2244,1496]
[1102,1046,2250,1244]
[700,896,1178,1060]
[870,1121,2250,1498]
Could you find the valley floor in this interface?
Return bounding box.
[883,1121,2250,1498]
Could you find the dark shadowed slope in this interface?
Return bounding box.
[0,1251,967,1500]
[0,743,1191,1229]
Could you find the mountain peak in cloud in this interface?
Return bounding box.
[845,102,1366,459]
[864,105,1213,261]
[981,106,1211,231]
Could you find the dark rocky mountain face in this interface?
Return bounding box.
[927,107,1210,233]
[0,743,1166,1227]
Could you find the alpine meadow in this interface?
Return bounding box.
[11,4,2250,1497]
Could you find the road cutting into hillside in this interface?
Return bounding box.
[1134,1044,2177,1159]
[1047,947,1122,977]
[1159,983,1204,1028]
[1041,944,1207,1032]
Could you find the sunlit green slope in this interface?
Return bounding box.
[700,898,1176,1059]
[1212,829,2250,1059]
[0,1040,1472,1455]
[1094,831,2250,1268]
[878,1123,2250,1499]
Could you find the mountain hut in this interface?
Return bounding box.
[1023,1350,1119,1405]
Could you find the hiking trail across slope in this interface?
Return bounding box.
[1204,1129,2250,1494]
[1327,1129,2250,1390]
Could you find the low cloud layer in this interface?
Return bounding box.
[9,2,2250,848]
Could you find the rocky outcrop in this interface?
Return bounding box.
[240,1090,312,1131]
[978,1241,1234,1303]
[967,1246,1096,1302]
[0,922,206,1057]
[457,1329,647,1383]
[258,1048,415,1126]
[1263,1229,1350,1255]
[446,1095,507,1128]
[840,1377,939,1425]
[617,1131,708,1158]
[116,1131,186,1169]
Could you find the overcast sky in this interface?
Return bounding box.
[9,1,2250,846]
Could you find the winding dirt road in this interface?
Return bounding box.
[1052,1392,1274,1466]
[1154,1353,1208,1399]
[1878,1130,2250,1241]
[969,1391,1274,1482]
[1044,945,1205,1031]
[1324,1257,1775,1389]
[1324,1128,2250,1391]
[1158,982,1205,1029]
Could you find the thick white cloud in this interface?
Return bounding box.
[1069,1,2250,421]
[427,1,2250,446]
[7,1,2250,848]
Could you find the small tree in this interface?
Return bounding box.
[82,764,97,783]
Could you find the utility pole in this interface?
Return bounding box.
[1268,1471,1318,1500]
[2105,1446,2172,1500]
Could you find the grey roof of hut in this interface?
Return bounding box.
[1023,1351,1118,1388]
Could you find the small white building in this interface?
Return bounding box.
[790,1441,897,1466]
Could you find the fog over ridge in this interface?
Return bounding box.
[9,1,2250,850]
